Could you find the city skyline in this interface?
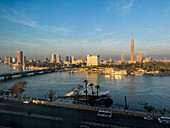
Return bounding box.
[0,0,170,59]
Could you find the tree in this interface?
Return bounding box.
[89,83,95,95]
[95,84,100,96]
[9,81,27,100]
[83,80,88,104]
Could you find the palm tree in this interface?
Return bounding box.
[89,83,94,95]
[95,84,100,96]
[83,80,88,104]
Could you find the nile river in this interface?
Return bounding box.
[0,64,170,109]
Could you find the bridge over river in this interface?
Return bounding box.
[0,68,63,80]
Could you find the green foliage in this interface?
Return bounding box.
[98,62,170,71]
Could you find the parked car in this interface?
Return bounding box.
[144,115,153,120]
[23,100,31,104]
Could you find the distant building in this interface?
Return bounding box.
[69,56,72,63]
[136,53,142,63]
[17,51,23,65]
[87,55,100,66]
[56,54,61,63]
[12,57,17,63]
[130,36,134,63]
[65,56,69,62]
[143,57,152,63]
[109,58,113,63]
[23,56,26,64]
[5,56,12,64]
[121,54,125,63]
[29,60,33,63]
[43,57,48,62]
[71,56,75,64]
[52,54,56,62]
[51,54,56,63]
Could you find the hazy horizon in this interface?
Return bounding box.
[0,0,170,60]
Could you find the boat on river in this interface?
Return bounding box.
[65,87,110,97]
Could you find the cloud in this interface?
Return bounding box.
[0,8,71,34]
[121,0,134,15]
[96,27,102,32]
[107,0,134,16]
[163,7,170,17]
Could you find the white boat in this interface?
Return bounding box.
[65,88,110,97]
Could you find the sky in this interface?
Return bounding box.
[0,0,170,60]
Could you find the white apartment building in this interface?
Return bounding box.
[87,55,100,66]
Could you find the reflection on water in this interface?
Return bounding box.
[86,73,99,85]
[104,74,127,80]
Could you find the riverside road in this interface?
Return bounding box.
[0,100,169,128]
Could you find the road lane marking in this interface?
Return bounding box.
[80,121,129,128]
[0,109,63,121]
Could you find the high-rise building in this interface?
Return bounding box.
[87,55,100,66]
[69,56,72,63]
[23,56,26,64]
[5,56,12,64]
[52,54,56,60]
[56,54,61,63]
[72,56,75,61]
[121,54,125,63]
[136,53,142,63]
[51,54,56,63]
[131,36,134,63]
[17,51,23,65]
[44,57,48,62]
[65,56,69,62]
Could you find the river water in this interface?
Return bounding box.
[0,64,170,109]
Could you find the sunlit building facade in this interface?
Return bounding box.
[87,55,100,66]
[121,54,125,63]
[136,53,142,63]
[56,54,61,63]
[131,37,134,63]
[17,51,23,65]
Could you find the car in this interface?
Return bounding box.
[97,110,112,118]
[23,100,31,104]
[80,125,89,128]
[159,120,169,124]
[144,115,153,120]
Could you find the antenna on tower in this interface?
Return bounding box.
[132,33,133,38]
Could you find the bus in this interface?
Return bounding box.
[158,117,170,124]
[97,110,112,118]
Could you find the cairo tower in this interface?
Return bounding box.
[131,36,134,63]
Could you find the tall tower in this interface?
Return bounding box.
[17,51,23,65]
[130,34,134,63]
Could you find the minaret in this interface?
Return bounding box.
[131,34,134,63]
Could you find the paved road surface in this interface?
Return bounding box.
[0,100,169,128]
